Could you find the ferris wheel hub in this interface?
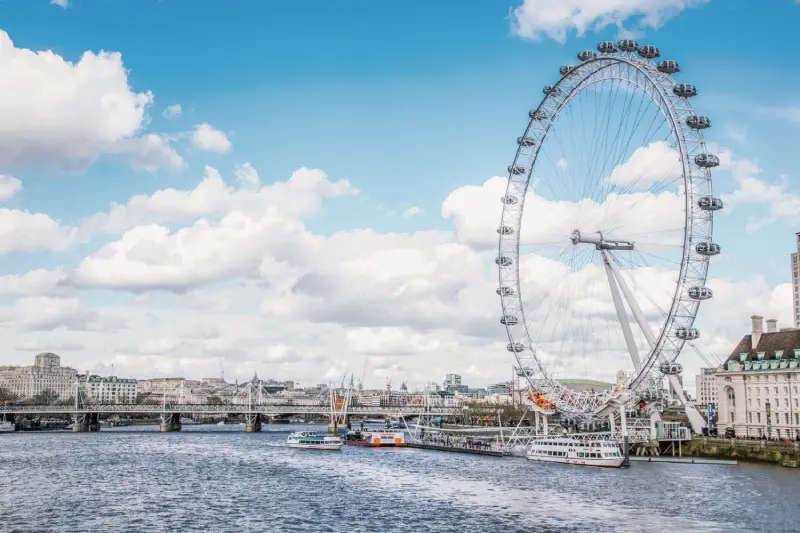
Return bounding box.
[570,229,634,251]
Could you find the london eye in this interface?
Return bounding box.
[496,41,723,432]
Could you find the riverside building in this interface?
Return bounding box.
[0,353,77,401]
[716,315,800,439]
[84,375,138,404]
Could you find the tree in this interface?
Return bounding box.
[31,388,59,405]
[0,387,17,403]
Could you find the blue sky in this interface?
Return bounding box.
[1,0,797,283]
[0,0,798,387]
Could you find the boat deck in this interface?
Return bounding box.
[407,442,504,457]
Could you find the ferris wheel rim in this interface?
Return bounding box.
[497,46,718,415]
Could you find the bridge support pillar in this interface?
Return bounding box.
[328,415,349,434]
[73,412,100,432]
[245,413,262,432]
[160,413,182,432]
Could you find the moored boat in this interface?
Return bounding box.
[526,437,625,468]
[0,420,14,433]
[344,430,406,448]
[286,431,343,450]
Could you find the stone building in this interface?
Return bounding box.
[84,375,138,404]
[715,315,800,438]
[0,353,77,401]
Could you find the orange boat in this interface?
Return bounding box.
[343,430,407,447]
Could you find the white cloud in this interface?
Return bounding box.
[0,30,183,171]
[0,161,782,393]
[191,123,232,154]
[717,146,800,233]
[0,175,22,201]
[605,141,681,189]
[401,205,424,218]
[50,0,68,8]
[442,175,683,250]
[235,162,259,188]
[163,104,183,119]
[0,269,67,297]
[0,296,125,332]
[0,209,77,253]
[510,0,709,42]
[79,165,358,237]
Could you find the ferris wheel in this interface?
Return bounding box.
[496,40,722,432]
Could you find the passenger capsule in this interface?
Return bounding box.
[675,327,700,341]
[695,241,721,256]
[617,39,639,52]
[529,109,549,120]
[697,196,723,211]
[543,85,561,96]
[507,342,525,353]
[659,362,683,375]
[657,60,680,74]
[497,225,515,235]
[517,136,537,147]
[637,45,660,59]
[577,50,597,62]
[500,315,519,326]
[688,286,714,300]
[496,286,515,296]
[686,115,711,130]
[496,256,513,267]
[508,165,526,175]
[597,41,618,54]
[501,194,519,205]
[673,84,697,98]
[694,153,720,168]
[559,65,576,76]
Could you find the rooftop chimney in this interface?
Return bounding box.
[751,315,764,350]
[766,319,778,333]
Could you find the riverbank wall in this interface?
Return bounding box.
[687,437,800,467]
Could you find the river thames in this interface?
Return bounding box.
[0,424,798,533]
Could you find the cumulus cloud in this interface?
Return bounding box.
[79,165,358,237]
[191,123,232,153]
[50,0,68,8]
[605,141,682,189]
[0,269,67,297]
[0,175,22,201]
[0,209,77,253]
[718,146,800,233]
[510,0,709,42]
[0,30,183,172]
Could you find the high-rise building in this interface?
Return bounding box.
[792,232,800,328]
[695,368,717,408]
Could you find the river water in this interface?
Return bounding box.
[0,423,798,533]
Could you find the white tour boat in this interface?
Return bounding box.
[0,420,14,433]
[286,431,344,450]
[527,437,625,468]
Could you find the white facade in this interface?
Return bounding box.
[0,353,77,401]
[695,368,718,409]
[792,232,800,328]
[85,375,138,404]
[715,316,800,439]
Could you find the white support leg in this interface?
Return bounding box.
[601,250,641,368]
[605,251,707,434]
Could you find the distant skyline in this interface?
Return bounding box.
[0,0,797,396]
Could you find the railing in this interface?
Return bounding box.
[0,403,460,416]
